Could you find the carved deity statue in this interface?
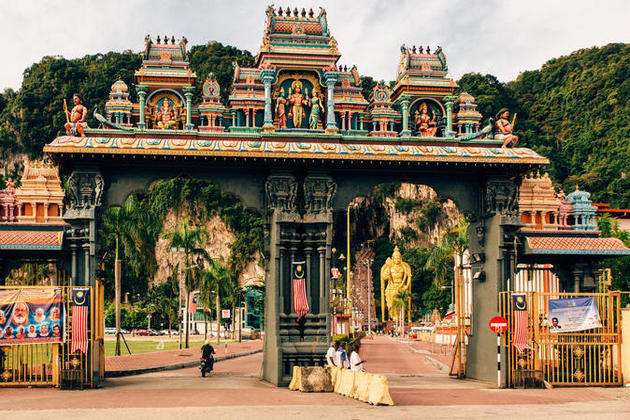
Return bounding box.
[63,94,87,137]
[308,89,322,129]
[415,103,437,137]
[275,90,287,128]
[156,99,178,129]
[494,108,518,148]
[380,246,412,322]
[287,80,309,128]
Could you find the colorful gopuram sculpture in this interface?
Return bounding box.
[366,81,397,136]
[494,108,519,148]
[380,246,412,323]
[391,44,457,137]
[454,92,482,135]
[133,35,195,130]
[55,6,521,148]
[105,77,133,127]
[63,94,87,137]
[198,73,225,132]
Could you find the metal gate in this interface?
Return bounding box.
[499,291,623,386]
[0,284,103,388]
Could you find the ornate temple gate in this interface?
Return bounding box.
[499,291,623,386]
[0,283,104,388]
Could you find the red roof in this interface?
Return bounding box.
[0,230,63,249]
[525,236,629,255]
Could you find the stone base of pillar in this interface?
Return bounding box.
[262,123,275,132]
[400,130,411,137]
[325,127,339,134]
[136,123,146,130]
[185,124,195,131]
[198,126,226,133]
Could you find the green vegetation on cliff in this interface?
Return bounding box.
[458,43,630,207]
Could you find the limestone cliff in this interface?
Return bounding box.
[350,183,461,249]
[151,210,264,288]
[385,183,460,247]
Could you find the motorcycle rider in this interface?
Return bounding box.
[201,339,216,374]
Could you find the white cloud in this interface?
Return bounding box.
[1,0,628,90]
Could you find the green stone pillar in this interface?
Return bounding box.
[183,86,195,130]
[261,69,276,131]
[443,95,455,137]
[136,85,148,129]
[400,95,411,137]
[323,71,338,133]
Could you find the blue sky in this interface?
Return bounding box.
[2,0,629,90]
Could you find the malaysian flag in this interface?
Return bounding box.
[292,261,309,322]
[189,290,199,313]
[71,288,90,354]
[512,294,531,354]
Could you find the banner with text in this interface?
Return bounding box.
[548,297,602,333]
[0,289,65,345]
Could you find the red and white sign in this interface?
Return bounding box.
[331,268,340,279]
[489,316,508,334]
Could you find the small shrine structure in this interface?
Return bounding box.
[515,174,629,292]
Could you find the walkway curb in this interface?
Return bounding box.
[407,344,449,371]
[105,349,262,378]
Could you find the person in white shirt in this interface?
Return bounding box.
[350,342,366,371]
[326,341,340,367]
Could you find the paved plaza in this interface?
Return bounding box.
[1,336,629,419]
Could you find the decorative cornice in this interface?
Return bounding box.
[44,136,548,166]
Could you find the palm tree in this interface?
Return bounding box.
[395,289,412,334]
[158,295,178,337]
[425,216,469,300]
[103,195,147,356]
[198,259,235,344]
[162,218,209,348]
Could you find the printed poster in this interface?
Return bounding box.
[548,296,602,333]
[0,289,64,345]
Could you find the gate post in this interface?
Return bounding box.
[263,172,335,386]
[466,177,522,385]
[63,168,104,387]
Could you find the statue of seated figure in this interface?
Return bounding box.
[155,99,178,129]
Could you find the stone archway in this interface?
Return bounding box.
[49,140,540,387]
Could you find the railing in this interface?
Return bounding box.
[499,291,623,387]
[0,284,103,388]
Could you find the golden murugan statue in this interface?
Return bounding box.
[380,246,412,322]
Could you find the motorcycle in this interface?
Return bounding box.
[200,356,214,377]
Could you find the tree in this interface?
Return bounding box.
[102,195,148,356]
[162,218,210,348]
[188,41,254,103]
[199,259,236,344]
[394,289,412,334]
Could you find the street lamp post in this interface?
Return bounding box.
[170,246,185,349]
[363,257,374,335]
[346,202,358,327]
